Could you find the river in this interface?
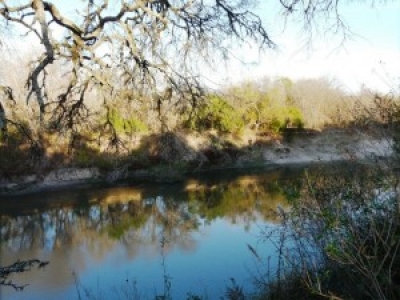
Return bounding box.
[0,164,349,299]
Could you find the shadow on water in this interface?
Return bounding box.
[0,163,369,299]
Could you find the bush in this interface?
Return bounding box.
[247,103,304,133]
[261,166,400,300]
[268,106,304,132]
[185,95,245,134]
[0,128,38,177]
[108,108,148,135]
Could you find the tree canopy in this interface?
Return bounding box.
[0,0,351,127]
[0,0,273,126]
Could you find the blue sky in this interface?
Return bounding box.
[218,1,400,93]
[6,0,400,93]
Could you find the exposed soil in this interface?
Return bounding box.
[263,128,393,164]
[0,127,394,195]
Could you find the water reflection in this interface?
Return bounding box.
[0,167,304,299]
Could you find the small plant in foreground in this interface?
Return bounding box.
[1,259,50,291]
[260,166,400,300]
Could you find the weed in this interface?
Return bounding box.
[258,166,400,300]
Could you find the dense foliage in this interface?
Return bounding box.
[185,95,245,134]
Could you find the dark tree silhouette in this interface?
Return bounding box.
[0,259,49,291]
[0,0,276,128]
[0,0,357,138]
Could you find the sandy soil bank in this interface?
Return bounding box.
[263,128,393,165]
[0,128,395,195]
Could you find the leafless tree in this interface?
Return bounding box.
[0,0,275,131]
[278,0,353,45]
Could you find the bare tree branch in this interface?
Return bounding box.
[1,0,344,131]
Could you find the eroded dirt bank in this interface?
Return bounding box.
[0,128,395,195]
[263,128,393,164]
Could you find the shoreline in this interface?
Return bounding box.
[0,157,391,197]
[0,129,395,196]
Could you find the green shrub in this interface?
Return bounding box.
[247,102,304,133]
[185,95,245,134]
[268,106,304,132]
[108,108,148,135]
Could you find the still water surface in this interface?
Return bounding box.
[0,166,313,299]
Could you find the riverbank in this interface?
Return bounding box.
[0,127,394,195]
[1,134,399,300]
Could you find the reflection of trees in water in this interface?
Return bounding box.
[282,164,382,205]
[0,197,200,255]
[0,209,75,251]
[107,196,200,255]
[186,176,291,227]
[0,174,299,254]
